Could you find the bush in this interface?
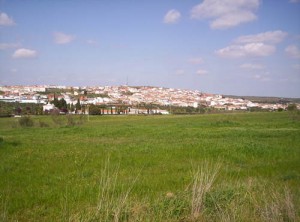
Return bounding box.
[287,103,297,112]
[50,110,64,126]
[66,114,75,126]
[39,120,49,127]
[89,104,101,115]
[66,114,86,126]
[18,116,34,127]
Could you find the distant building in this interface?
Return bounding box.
[43,103,55,112]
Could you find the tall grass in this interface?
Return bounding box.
[258,186,297,222]
[65,162,298,222]
[93,159,132,221]
[191,161,221,220]
[68,158,140,222]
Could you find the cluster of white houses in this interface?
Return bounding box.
[0,85,297,114]
[41,103,170,115]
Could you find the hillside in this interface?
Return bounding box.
[224,95,300,104]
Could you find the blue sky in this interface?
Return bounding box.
[0,0,300,97]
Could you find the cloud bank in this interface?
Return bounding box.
[188,57,203,64]
[0,12,15,26]
[285,45,300,58]
[234,30,287,44]
[53,32,75,44]
[240,63,265,70]
[217,43,275,58]
[163,9,181,24]
[0,43,20,50]
[190,0,260,29]
[12,48,37,59]
[216,30,287,58]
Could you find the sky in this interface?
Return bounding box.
[0,0,300,97]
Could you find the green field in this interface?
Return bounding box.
[0,112,300,221]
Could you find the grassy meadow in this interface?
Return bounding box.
[0,112,299,221]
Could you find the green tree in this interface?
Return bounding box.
[89,104,101,115]
[287,103,297,111]
[70,103,75,112]
[51,98,67,111]
[75,99,81,112]
[51,97,59,108]
[58,98,67,110]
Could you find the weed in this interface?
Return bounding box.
[18,116,34,127]
[50,110,64,126]
[90,158,139,221]
[38,120,49,127]
[66,114,86,127]
[66,114,76,126]
[259,186,297,222]
[190,161,221,219]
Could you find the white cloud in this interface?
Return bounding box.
[0,12,15,26]
[12,48,37,59]
[217,30,287,59]
[285,45,300,58]
[0,43,20,50]
[290,0,300,3]
[240,63,264,70]
[53,32,75,44]
[175,69,185,75]
[216,43,275,58]
[190,0,260,29]
[210,10,257,29]
[87,39,98,45]
[163,9,181,24]
[196,69,208,75]
[253,73,270,82]
[188,57,203,64]
[235,30,287,44]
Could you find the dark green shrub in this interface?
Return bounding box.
[50,110,64,126]
[66,114,86,126]
[39,120,49,127]
[287,103,297,111]
[66,114,75,126]
[18,116,34,127]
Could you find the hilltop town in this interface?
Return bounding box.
[0,85,298,114]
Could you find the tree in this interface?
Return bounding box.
[75,99,81,112]
[287,103,297,112]
[58,98,67,110]
[15,107,22,115]
[70,103,75,112]
[51,97,59,108]
[25,106,31,114]
[51,98,67,111]
[36,105,43,115]
[89,104,101,115]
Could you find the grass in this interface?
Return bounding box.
[0,112,299,221]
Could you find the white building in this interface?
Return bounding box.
[43,103,55,112]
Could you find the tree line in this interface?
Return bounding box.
[0,99,298,117]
